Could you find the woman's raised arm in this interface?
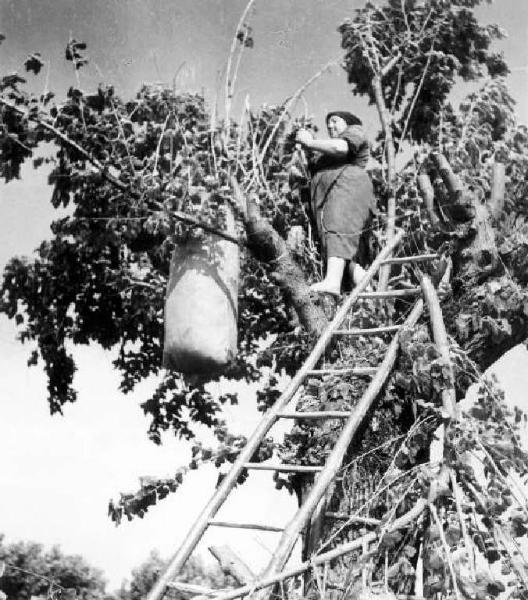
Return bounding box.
[296,129,349,158]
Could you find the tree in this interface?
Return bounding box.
[337,0,509,287]
[117,552,231,600]
[0,535,107,600]
[2,1,528,598]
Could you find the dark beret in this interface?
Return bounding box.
[326,111,362,126]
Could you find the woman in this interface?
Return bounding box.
[296,111,376,295]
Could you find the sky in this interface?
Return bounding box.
[0,0,528,592]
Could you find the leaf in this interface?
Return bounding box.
[487,581,506,597]
[469,406,488,420]
[201,448,212,460]
[40,91,54,105]
[24,53,44,75]
[65,40,88,68]
[1,72,27,88]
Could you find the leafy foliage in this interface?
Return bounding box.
[2,4,528,597]
[0,535,106,600]
[339,0,508,146]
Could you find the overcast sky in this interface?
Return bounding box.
[0,0,527,591]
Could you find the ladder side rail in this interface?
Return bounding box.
[146,230,404,600]
[380,253,438,265]
[256,296,425,588]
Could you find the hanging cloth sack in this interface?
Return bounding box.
[163,199,239,375]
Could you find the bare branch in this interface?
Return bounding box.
[381,53,402,77]
[398,45,434,150]
[224,0,257,124]
[257,60,336,168]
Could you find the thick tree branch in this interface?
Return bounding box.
[417,173,440,226]
[490,161,506,220]
[208,545,255,585]
[232,179,328,336]
[372,72,396,290]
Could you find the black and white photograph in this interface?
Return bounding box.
[1,1,528,599]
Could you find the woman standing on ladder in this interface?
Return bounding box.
[296,111,376,296]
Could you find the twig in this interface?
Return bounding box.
[224,0,257,124]
[429,503,462,600]
[401,0,411,34]
[450,469,477,580]
[42,58,51,99]
[153,113,170,176]
[494,526,528,589]
[372,476,420,557]
[233,94,249,179]
[109,95,137,176]
[257,60,336,167]
[69,32,87,133]
[475,442,528,513]
[390,63,404,116]
[376,416,436,490]
[321,463,428,554]
[414,542,424,597]
[398,43,435,154]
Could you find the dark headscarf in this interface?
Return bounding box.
[326,111,362,127]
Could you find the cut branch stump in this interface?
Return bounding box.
[208,545,255,585]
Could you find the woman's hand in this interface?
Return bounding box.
[295,128,314,148]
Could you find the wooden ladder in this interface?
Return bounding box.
[147,229,438,600]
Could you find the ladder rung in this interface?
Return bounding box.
[358,288,421,299]
[306,367,377,377]
[243,463,323,473]
[380,253,438,265]
[277,411,351,419]
[334,325,401,336]
[208,520,284,532]
[166,582,221,596]
[325,512,381,526]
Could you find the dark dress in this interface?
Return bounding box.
[309,125,376,262]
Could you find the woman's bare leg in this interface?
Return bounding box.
[348,261,372,290]
[352,262,367,285]
[310,256,345,295]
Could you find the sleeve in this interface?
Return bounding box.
[340,125,369,158]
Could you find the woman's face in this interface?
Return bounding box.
[327,115,348,138]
